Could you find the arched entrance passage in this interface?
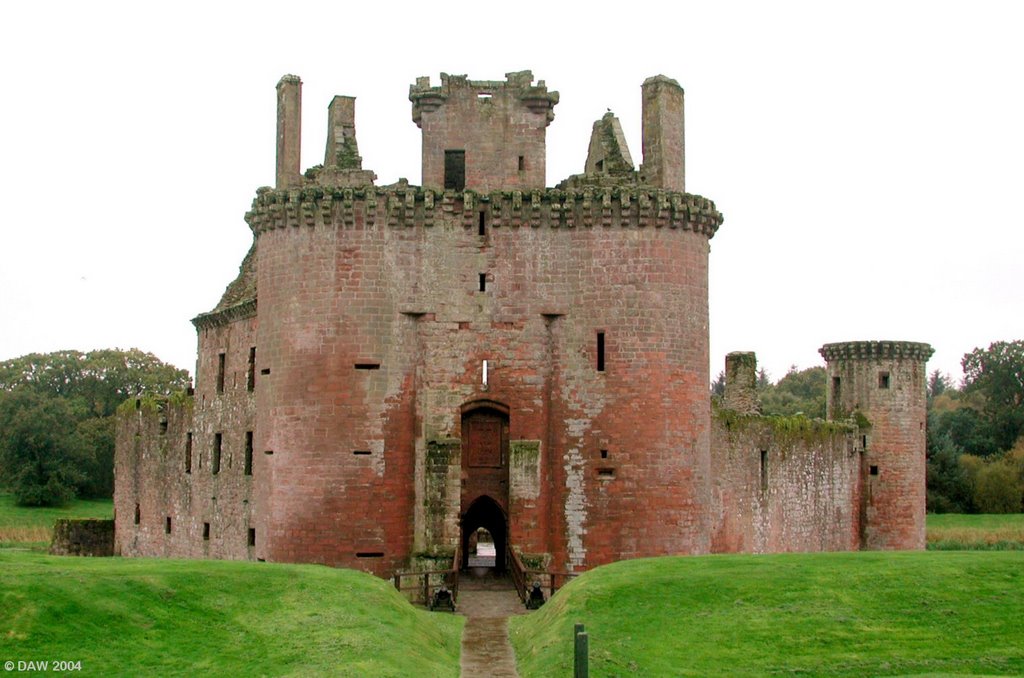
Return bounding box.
[460,495,507,571]
[460,401,510,572]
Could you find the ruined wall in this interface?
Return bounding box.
[50,519,114,556]
[114,314,257,560]
[710,410,861,554]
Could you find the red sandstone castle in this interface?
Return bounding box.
[114,72,932,577]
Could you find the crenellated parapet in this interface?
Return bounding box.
[244,185,723,237]
[819,341,934,363]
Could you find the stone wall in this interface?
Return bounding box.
[710,410,861,554]
[50,519,114,556]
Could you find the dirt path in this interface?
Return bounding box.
[457,573,528,678]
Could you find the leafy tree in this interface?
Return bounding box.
[962,341,1024,453]
[0,390,89,506]
[0,348,189,500]
[0,348,190,417]
[710,371,725,401]
[927,369,952,401]
[973,459,1022,513]
[759,366,826,419]
[925,421,973,513]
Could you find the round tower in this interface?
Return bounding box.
[819,340,933,550]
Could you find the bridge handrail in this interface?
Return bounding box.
[393,542,460,606]
[508,548,578,604]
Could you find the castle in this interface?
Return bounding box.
[114,72,932,577]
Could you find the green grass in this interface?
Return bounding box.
[927,513,1024,550]
[0,492,113,550]
[0,551,463,677]
[510,551,1024,677]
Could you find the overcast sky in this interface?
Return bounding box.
[1,1,1021,386]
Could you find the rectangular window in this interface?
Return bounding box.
[870,465,879,476]
[760,450,768,492]
[216,353,226,394]
[134,504,140,525]
[165,517,172,534]
[185,432,193,474]
[244,431,253,476]
[203,523,210,541]
[478,211,486,236]
[479,273,487,292]
[212,433,222,475]
[444,150,465,191]
[518,155,525,171]
[878,371,890,389]
[248,347,256,392]
[356,552,384,558]
[600,449,608,459]
[248,528,256,547]
[597,468,615,479]
[353,450,372,456]
[597,332,606,372]
[354,362,380,370]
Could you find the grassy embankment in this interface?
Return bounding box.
[510,550,1024,677]
[927,512,1024,550]
[0,552,463,677]
[0,493,112,550]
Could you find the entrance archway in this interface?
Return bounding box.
[460,495,507,572]
[460,402,510,572]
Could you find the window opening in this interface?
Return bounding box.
[870,465,879,476]
[203,523,210,540]
[185,432,193,474]
[600,449,608,459]
[479,273,487,292]
[354,362,380,370]
[518,155,525,171]
[134,504,140,525]
[353,449,371,456]
[444,150,466,191]
[760,450,768,492]
[165,517,172,534]
[878,371,890,389]
[248,528,256,547]
[244,431,253,476]
[597,332,606,372]
[356,552,384,558]
[212,433,222,475]
[478,211,486,236]
[216,353,226,394]
[597,468,615,479]
[247,347,256,391]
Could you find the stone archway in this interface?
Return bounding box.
[460,402,510,571]
[461,495,507,572]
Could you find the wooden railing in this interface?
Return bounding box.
[508,548,577,605]
[393,544,461,606]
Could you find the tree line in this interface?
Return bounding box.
[0,349,189,506]
[713,341,1024,513]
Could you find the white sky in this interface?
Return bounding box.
[1,1,1021,386]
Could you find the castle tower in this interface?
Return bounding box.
[410,71,558,192]
[819,341,933,550]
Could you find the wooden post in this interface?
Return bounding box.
[574,624,589,678]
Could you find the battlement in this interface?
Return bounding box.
[819,341,934,363]
[243,185,723,237]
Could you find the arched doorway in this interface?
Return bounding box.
[460,402,510,572]
[460,495,507,572]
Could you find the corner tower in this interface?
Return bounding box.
[410,71,558,192]
[819,341,933,550]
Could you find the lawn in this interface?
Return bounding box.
[510,551,1024,677]
[0,551,463,677]
[0,493,113,550]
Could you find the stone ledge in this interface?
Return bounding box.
[192,298,257,330]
